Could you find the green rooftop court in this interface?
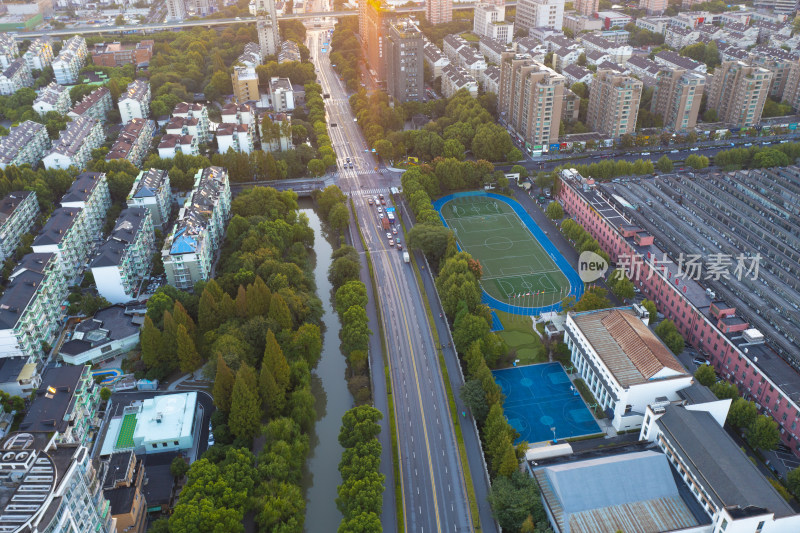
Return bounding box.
[115,413,137,449]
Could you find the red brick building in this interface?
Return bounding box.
[91,41,154,67]
[559,169,800,455]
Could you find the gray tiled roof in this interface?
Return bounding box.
[658,405,796,516]
[34,82,68,107]
[33,206,82,247]
[61,171,104,204]
[19,365,86,434]
[130,168,168,199]
[0,191,33,222]
[49,117,100,158]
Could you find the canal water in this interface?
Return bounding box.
[300,202,354,531]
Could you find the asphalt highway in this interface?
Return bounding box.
[310,22,473,533]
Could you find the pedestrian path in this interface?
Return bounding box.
[346,188,389,196]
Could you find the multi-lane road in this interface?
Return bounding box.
[309,20,474,533]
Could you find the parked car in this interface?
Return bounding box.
[692,356,709,366]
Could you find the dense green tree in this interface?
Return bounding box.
[728,397,758,429]
[408,225,452,264]
[140,316,163,372]
[545,201,563,220]
[339,405,383,448]
[710,381,739,400]
[461,379,490,424]
[260,329,290,416]
[572,287,612,312]
[654,319,685,355]
[337,511,382,533]
[335,281,368,317]
[213,354,236,413]
[171,457,190,479]
[656,155,674,173]
[694,363,716,387]
[787,467,800,498]
[288,385,316,432]
[177,324,202,375]
[747,415,781,451]
[268,293,293,330]
[229,364,261,441]
[488,471,548,532]
[341,305,371,354]
[686,154,709,170]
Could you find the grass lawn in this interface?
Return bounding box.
[460,32,480,42]
[494,310,548,367]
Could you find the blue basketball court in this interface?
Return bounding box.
[492,363,601,445]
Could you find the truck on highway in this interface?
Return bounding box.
[387,211,395,223]
[403,251,410,263]
[382,217,390,231]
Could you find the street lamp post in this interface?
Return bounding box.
[551,426,557,444]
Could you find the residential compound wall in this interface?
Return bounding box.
[558,169,800,456]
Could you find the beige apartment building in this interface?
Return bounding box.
[498,52,565,148]
[232,65,260,103]
[707,61,772,127]
[587,69,643,137]
[652,69,705,132]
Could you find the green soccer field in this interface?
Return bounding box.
[441,196,571,308]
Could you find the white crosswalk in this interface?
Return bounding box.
[361,188,389,195]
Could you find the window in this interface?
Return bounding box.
[162,442,168,447]
[174,441,179,445]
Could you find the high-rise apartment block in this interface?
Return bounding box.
[0,253,67,360]
[118,79,151,124]
[23,37,54,72]
[0,120,50,170]
[106,118,156,168]
[753,0,797,14]
[68,86,112,121]
[639,0,667,14]
[162,167,231,290]
[42,116,105,171]
[386,19,424,104]
[0,191,39,264]
[652,69,705,132]
[707,61,772,127]
[426,0,452,25]
[498,52,566,148]
[33,172,111,281]
[256,0,280,58]
[587,69,642,137]
[52,35,88,85]
[216,123,255,154]
[32,81,70,116]
[171,102,212,143]
[127,168,172,228]
[574,0,598,15]
[0,58,33,95]
[360,0,389,83]
[516,0,565,33]
[232,65,260,103]
[91,207,155,304]
[269,77,295,111]
[473,3,514,44]
[0,431,114,533]
[166,0,187,20]
[0,32,19,69]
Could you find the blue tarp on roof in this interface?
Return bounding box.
[170,230,197,254]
